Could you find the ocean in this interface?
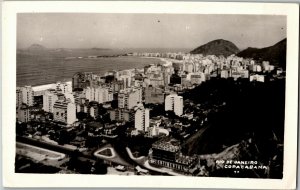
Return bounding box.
[16,48,190,87]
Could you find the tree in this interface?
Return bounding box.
[57,130,74,145]
[76,112,88,121]
[165,110,177,119]
[93,161,107,174]
[16,122,27,136]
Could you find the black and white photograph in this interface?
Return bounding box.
[2,1,299,189]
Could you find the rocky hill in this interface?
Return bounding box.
[190,39,240,57]
[237,38,286,68]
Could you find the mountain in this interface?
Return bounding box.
[237,38,286,68]
[51,48,73,52]
[91,47,111,51]
[190,39,240,57]
[27,44,47,51]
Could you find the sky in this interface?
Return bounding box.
[17,13,286,50]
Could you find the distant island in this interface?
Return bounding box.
[27,43,47,51]
[91,47,111,51]
[20,44,111,52]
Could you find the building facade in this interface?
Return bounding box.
[21,86,34,106]
[43,90,59,113]
[118,88,142,109]
[144,86,164,104]
[17,104,31,123]
[16,87,22,109]
[165,94,183,116]
[72,72,90,90]
[53,99,77,125]
[148,138,198,173]
[56,82,72,94]
[134,103,150,132]
[109,108,134,122]
[85,86,113,104]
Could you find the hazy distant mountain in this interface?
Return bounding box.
[25,45,111,52]
[91,47,111,51]
[51,48,73,53]
[237,38,286,68]
[190,39,240,57]
[27,44,47,51]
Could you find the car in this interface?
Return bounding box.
[115,165,126,172]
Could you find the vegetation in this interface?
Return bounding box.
[237,38,286,69]
[180,77,284,178]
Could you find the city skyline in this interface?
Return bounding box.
[17,14,286,50]
[15,51,287,178]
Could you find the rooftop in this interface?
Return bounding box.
[175,154,198,165]
[152,138,181,153]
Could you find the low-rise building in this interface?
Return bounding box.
[148,138,198,173]
[190,73,203,84]
[250,74,265,82]
[221,70,229,78]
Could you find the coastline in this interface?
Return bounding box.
[28,56,173,90]
[136,56,175,67]
[31,81,72,91]
[17,56,165,88]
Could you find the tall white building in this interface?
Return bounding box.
[85,86,113,104]
[134,103,150,132]
[85,87,95,102]
[53,99,77,125]
[119,75,132,88]
[97,87,113,103]
[85,87,113,104]
[118,87,142,109]
[43,90,59,113]
[16,87,23,109]
[165,94,183,116]
[21,86,34,106]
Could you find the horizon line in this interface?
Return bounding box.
[17,37,287,51]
